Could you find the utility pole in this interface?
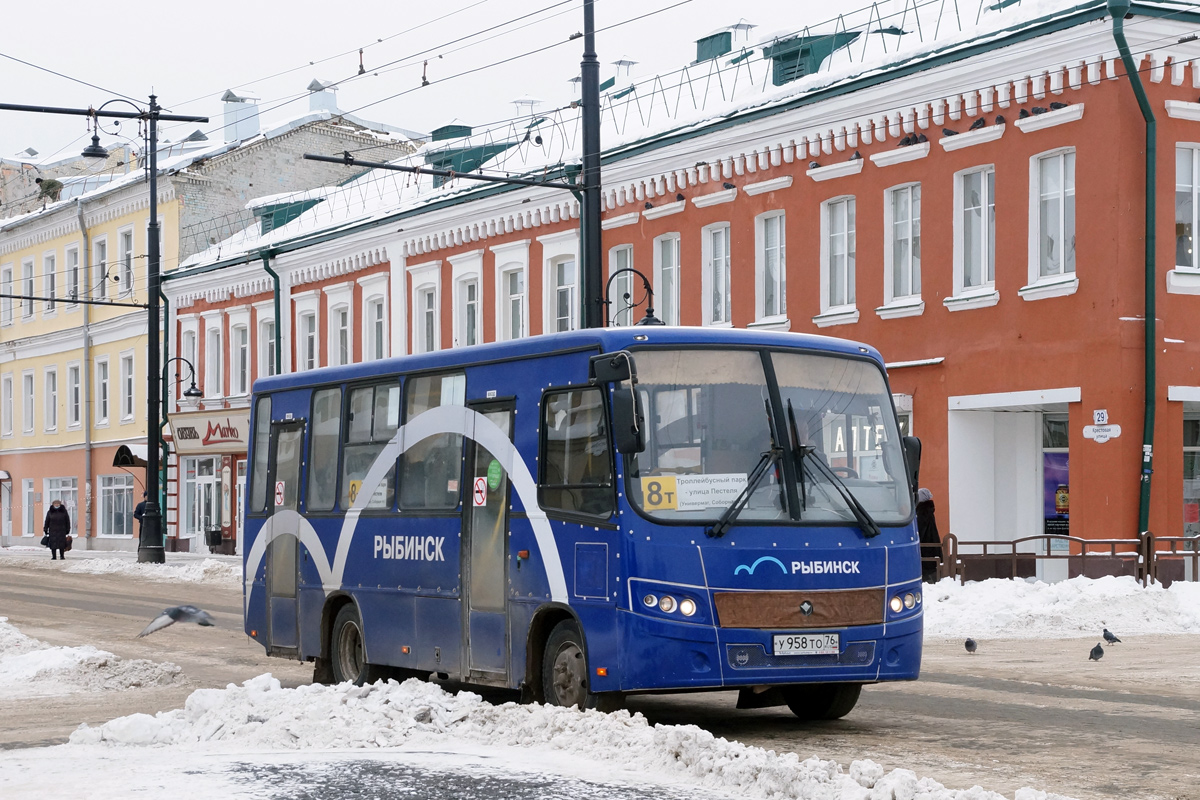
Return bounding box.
[580,0,605,329]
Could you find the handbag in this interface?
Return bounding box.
[64,536,73,551]
[40,534,49,547]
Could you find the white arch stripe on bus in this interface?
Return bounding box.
[244,405,570,611]
[242,510,330,616]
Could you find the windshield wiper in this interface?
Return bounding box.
[706,400,783,539]
[787,399,882,538]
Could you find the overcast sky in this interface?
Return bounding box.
[0,0,893,161]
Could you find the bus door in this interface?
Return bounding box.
[266,420,304,651]
[461,402,513,678]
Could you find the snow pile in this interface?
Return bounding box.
[0,618,181,698]
[924,575,1200,640]
[70,675,1074,800]
[63,557,240,586]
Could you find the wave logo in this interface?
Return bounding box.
[734,556,789,576]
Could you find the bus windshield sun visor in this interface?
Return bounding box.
[788,399,882,538]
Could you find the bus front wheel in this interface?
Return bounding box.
[782,683,862,720]
[330,604,388,685]
[541,620,621,712]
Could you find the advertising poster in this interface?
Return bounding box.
[1043,452,1070,549]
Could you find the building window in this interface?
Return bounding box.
[45,477,78,534]
[959,168,996,291]
[329,306,350,366]
[44,253,56,312]
[205,326,222,396]
[1034,150,1075,279]
[99,475,134,537]
[368,299,387,359]
[120,354,134,420]
[704,224,731,324]
[232,325,249,395]
[500,268,525,340]
[886,184,921,303]
[1,374,11,436]
[259,319,277,377]
[21,260,34,317]
[655,234,681,326]
[1185,418,1200,542]
[94,238,107,300]
[95,359,109,424]
[300,312,317,370]
[22,371,34,433]
[66,246,80,304]
[67,364,80,427]
[23,478,35,537]
[418,287,437,353]
[1178,147,1200,269]
[823,197,857,310]
[551,257,577,332]
[1,265,12,326]
[44,368,57,431]
[607,245,634,327]
[756,212,786,320]
[458,281,480,346]
[119,229,134,294]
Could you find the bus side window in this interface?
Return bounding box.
[400,372,465,510]
[539,387,615,518]
[249,395,271,513]
[308,387,342,512]
[340,382,399,510]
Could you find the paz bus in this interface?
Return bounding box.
[243,326,924,718]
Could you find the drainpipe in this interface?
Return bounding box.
[75,198,93,545]
[261,253,281,373]
[1109,0,1156,536]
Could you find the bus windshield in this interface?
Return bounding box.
[626,348,911,525]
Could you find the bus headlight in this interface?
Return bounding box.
[643,594,658,608]
[903,592,916,610]
[915,591,922,605]
[889,595,904,613]
[679,598,697,617]
[659,595,678,613]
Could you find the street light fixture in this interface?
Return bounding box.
[164,356,204,411]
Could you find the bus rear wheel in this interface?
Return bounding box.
[782,683,862,720]
[330,604,388,685]
[541,620,621,712]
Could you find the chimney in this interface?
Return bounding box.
[307,79,339,113]
[221,90,261,143]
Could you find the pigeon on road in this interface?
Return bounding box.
[965,638,977,654]
[137,605,216,638]
[1103,628,1121,644]
[1089,643,1104,661]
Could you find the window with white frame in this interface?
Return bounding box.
[703,224,731,324]
[66,246,80,304]
[655,234,681,326]
[418,287,437,353]
[1178,146,1200,269]
[458,280,480,346]
[44,368,57,431]
[180,329,197,382]
[300,312,317,370]
[45,477,77,533]
[756,212,786,320]
[120,354,134,420]
[44,253,56,312]
[364,299,384,359]
[500,267,525,340]
[1,373,11,436]
[332,306,350,366]
[886,184,921,303]
[119,229,134,293]
[67,364,80,427]
[259,318,277,376]
[551,257,577,332]
[94,238,108,300]
[22,371,34,433]
[1,265,12,326]
[205,326,222,396]
[958,167,996,292]
[823,197,857,310]
[21,260,34,317]
[98,475,134,536]
[22,479,34,537]
[95,358,109,424]
[229,324,247,395]
[609,245,635,327]
[1033,150,1075,279]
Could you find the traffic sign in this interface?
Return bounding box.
[473,477,487,507]
[274,481,285,507]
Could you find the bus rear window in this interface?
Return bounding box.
[249,396,270,513]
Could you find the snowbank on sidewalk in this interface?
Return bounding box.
[63,556,240,585]
[923,575,1200,640]
[0,618,181,698]
[69,674,1075,800]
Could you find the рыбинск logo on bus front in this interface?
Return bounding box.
[734,557,861,576]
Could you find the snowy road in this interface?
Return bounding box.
[0,555,1197,799]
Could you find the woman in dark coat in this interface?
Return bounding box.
[43,500,72,560]
[916,488,941,583]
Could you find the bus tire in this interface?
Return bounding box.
[330,604,388,685]
[541,619,621,712]
[782,683,862,720]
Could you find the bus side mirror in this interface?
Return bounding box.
[902,436,921,496]
[590,351,636,385]
[611,386,646,453]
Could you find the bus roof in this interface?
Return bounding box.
[252,326,886,394]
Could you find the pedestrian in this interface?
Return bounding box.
[133,492,147,531]
[916,487,941,583]
[43,499,72,561]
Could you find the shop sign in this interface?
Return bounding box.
[171,411,251,454]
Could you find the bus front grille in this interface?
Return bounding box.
[713,589,885,629]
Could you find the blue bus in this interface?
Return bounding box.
[243,327,923,718]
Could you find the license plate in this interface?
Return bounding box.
[773,632,840,656]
